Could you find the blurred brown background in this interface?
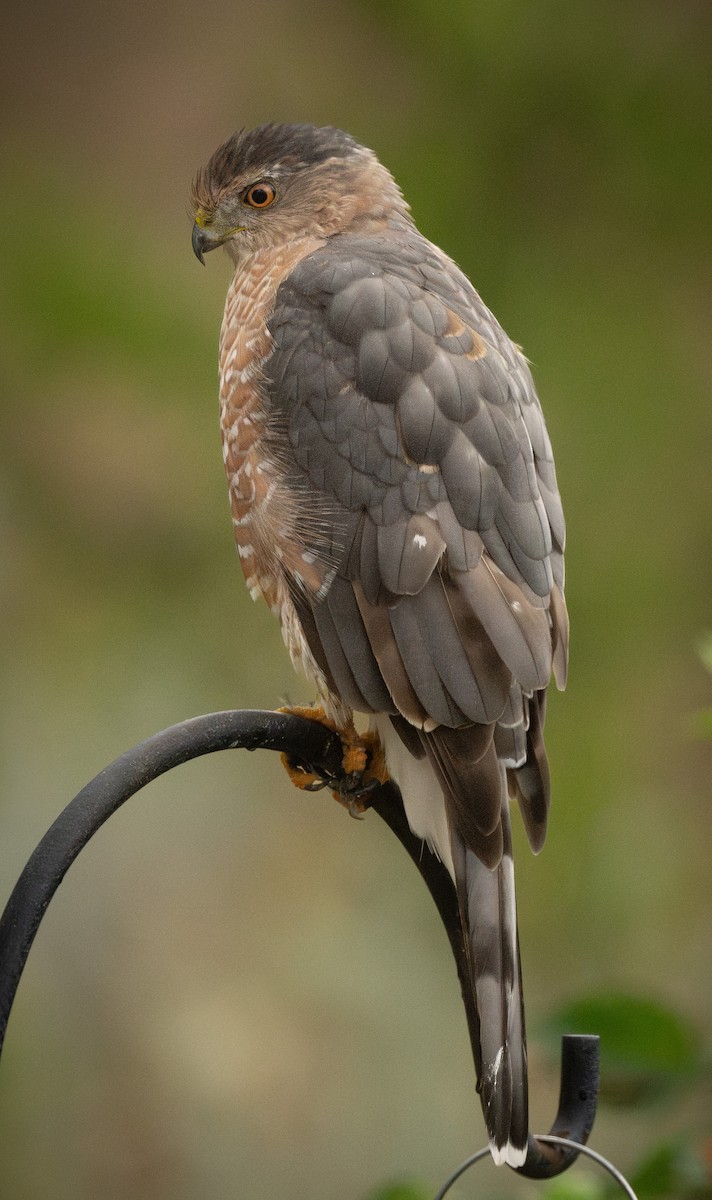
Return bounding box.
[1,1,710,1196]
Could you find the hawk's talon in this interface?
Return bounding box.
[301,777,329,793]
[334,771,366,796]
[277,705,389,809]
[328,771,376,817]
[341,773,382,806]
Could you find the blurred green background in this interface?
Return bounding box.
[1,1,710,1196]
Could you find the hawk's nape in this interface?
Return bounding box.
[191,122,567,1167]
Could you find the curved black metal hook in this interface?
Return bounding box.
[0,710,343,1050]
[0,708,599,1180]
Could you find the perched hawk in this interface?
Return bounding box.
[191,124,567,1168]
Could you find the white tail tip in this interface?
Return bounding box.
[490,1140,528,1168]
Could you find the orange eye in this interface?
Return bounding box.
[244,182,277,209]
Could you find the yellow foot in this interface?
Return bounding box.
[277,705,389,816]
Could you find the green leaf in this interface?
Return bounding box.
[630,1139,711,1197]
[547,993,700,1105]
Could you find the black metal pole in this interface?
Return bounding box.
[0,710,343,1051]
[0,708,599,1181]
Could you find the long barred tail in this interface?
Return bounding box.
[376,716,530,1167]
[452,795,528,1167]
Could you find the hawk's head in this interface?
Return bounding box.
[191,123,410,264]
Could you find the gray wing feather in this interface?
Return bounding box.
[440,433,499,534]
[376,514,445,595]
[265,226,566,854]
[389,598,468,727]
[398,379,455,463]
[509,690,550,853]
[352,582,428,726]
[355,514,382,605]
[414,576,512,723]
[316,577,394,713]
[456,560,553,693]
[434,501,484,571]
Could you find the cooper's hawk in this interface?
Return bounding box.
[191,124,567,1168]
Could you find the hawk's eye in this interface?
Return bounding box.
[244,182,277,209]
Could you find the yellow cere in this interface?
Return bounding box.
[194,207,212,228]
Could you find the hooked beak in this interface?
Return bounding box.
[192,222,219,266]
